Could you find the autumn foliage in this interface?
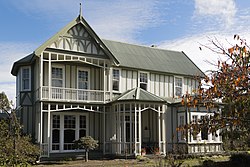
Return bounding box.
[181,35,250,149]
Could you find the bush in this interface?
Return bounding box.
[230,153,250,166]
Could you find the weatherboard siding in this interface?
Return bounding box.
[119,68,198,98]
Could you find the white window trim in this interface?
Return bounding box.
[50,112,89,153]
[138,71,150,91]
[51,64,65,88]
[21,66,31,91]
[174,76,184,97]
[112,68,121,92]
[77,67,90,90]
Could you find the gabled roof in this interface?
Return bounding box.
[11,15,119,76]
[34,15,119,65]
[11,14,205,78]
[102,39,205,77]
[111,87,166,103]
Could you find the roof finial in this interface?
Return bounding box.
[79,2,82,17]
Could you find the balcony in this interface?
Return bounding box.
[37,86,112,103]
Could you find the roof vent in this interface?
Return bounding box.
[151,45,157,48]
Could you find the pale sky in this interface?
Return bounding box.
[1,0,250,101]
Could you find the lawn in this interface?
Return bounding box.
[36,155,230,167]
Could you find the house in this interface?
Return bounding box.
[11,11,223,158]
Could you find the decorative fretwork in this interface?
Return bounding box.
[49,24,105,55]
[41,102,104,113]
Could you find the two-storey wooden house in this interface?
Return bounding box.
[11,13,223,158]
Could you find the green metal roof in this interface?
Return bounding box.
[111,87,166,103]
[102,39,204,77]
[11,14,205,78]
[11,53,35,75]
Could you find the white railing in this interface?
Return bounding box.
[40,86,112,103]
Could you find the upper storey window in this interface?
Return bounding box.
[21,66,31,91]
[175,77,183,97]
[52,67,63,87]
[139,72,148,91]
[78,69,89,89]
[113,69,120,91]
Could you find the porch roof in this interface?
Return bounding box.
[111,87,166,103]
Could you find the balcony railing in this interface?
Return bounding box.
[38,86,112,103]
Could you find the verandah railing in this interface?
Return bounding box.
[36,86,113,103]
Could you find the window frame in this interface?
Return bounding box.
[21,66,31,91]
[112,68,121,92]
[174,76,184,97]
[77,67,90,90]
[51,65,65,88]
[50,113,89,153]
[138,71,149,91]
[192,115,198,140]
[200,115,209,141]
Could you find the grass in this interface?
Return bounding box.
[36,155,232,167]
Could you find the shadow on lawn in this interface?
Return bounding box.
[198,153,250,167]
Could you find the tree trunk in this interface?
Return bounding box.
[85,150,88,162]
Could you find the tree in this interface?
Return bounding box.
[182,35,250,150]
[74,136,98,162]
[0,92,40,165]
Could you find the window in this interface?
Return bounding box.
[113,69,120,91]
[175,77,183,97]
[201,116,208,140]
[52,67,63,87]
[52,66,64,99]
[52,115,60,150]
[51,114,88,152]
[192,115,198,123]
[79,116,86,138]
[78,69,89,100]
[78,70,88,89]
[212,131,216,140]
[64,115,76,150]
[179,115,185,140]
[21,67,31,91]
[139,72,148,90]
[192,115,198,140]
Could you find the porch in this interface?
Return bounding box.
[103,88,167,156]
[38,102,105,158]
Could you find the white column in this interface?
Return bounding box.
[134,103,137,155]
[40,102,43,144]
[123,106,125,153]
[138,104,142,153]
[40,53,43,99]
[48,53,51,99]
[60,114,64,151]
[47,103,51,155]
[103,107,106,154]
[109,66,113,101]
[103,64,106,102]
[158,106,161,153]
[117,105,121,154]
[129,104,132,154]
[162,105,166,155]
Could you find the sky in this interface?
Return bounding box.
[1,0,250,102]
